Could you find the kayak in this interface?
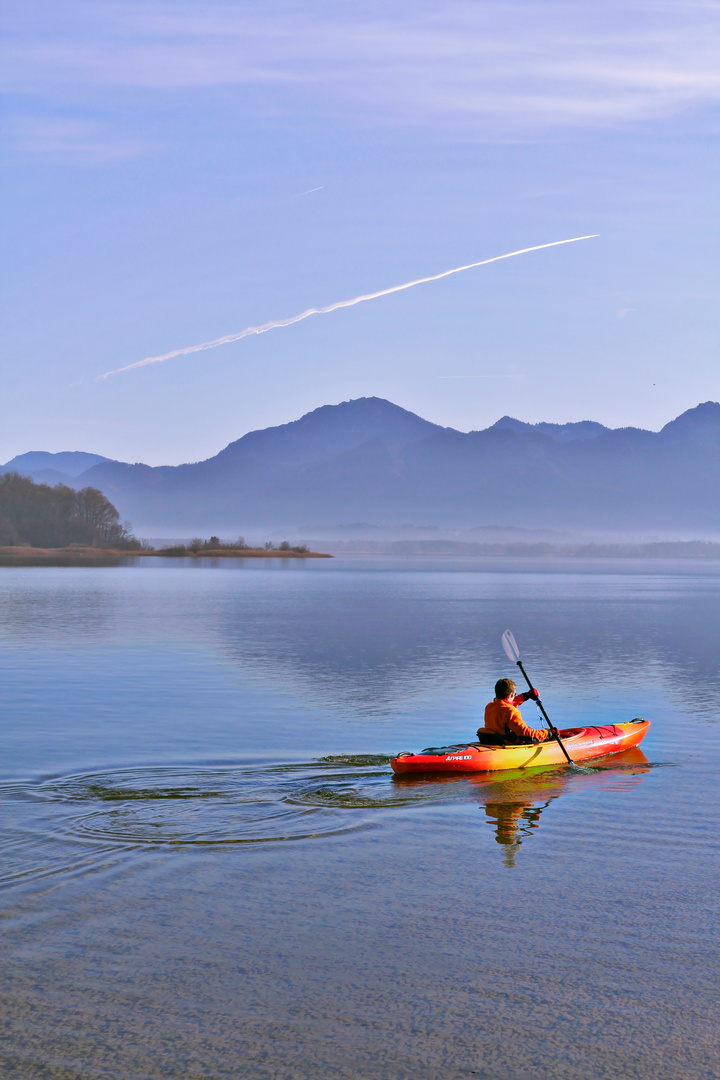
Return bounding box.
[391,719,650,774]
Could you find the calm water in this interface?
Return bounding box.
[1,557,719,1080]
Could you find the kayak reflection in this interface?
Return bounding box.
[480,747,651,866]
[477,763,574,868]
[393,747,650,866]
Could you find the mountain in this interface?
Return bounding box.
[490,416,609,443]
[212,397,444,467]
[6,397,720,535]
[1,451,115,487]
[656,399,720,449]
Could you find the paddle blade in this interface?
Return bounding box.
[502,630,521,663]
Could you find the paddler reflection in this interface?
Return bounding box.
[484,798,552,868]
[474,747,651,867]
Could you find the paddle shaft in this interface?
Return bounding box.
[514,659,574,766]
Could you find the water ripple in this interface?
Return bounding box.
[0,749,661,885]
[0,757,397,859]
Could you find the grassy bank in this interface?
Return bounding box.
[0,545,332,566]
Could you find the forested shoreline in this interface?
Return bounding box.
[0,475,329,560]
[0,473,139,549]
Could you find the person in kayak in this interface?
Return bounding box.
[477,678,552,745]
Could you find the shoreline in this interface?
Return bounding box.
[0,546,333,565]
[2,542,718,568]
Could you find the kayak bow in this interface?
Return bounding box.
[391,719,650,774]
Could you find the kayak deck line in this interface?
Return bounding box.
[391,719,650,774]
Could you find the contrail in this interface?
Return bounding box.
[99,235,598,379]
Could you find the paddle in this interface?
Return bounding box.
[501,630,576,768]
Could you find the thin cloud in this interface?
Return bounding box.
[3,2,719,133]
[7,117,146,163]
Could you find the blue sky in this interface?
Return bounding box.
[2,1,718,464]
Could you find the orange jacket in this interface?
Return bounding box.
[483,696,550,741]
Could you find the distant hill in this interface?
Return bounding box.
[490,416,609,443]
[5,397,720,535]
[1,451,114,487]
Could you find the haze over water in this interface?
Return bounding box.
[1,556,718,1079]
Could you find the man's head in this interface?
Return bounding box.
[495,678,517,700]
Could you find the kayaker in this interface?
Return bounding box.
[478,678,552,745]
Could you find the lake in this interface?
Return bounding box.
[1,556,719,1079]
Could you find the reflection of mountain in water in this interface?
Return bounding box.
[212,567,720,718]
[216,579,487,714]
[2,561,714,726]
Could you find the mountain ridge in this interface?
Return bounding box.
[2,397,719,535]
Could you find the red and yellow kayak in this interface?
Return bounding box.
[391,719,650,774]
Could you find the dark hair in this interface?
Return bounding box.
[495,678,517,700]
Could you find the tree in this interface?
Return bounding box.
[0,473,139,549]
[75,486,134,546]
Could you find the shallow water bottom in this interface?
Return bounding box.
[1,559,719,1078]
[2,752,717,1080]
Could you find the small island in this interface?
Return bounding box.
[0,473,330,564]
[141,536,329,559]
[0,544,331,565]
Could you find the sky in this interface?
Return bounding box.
[1,0,719,465]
